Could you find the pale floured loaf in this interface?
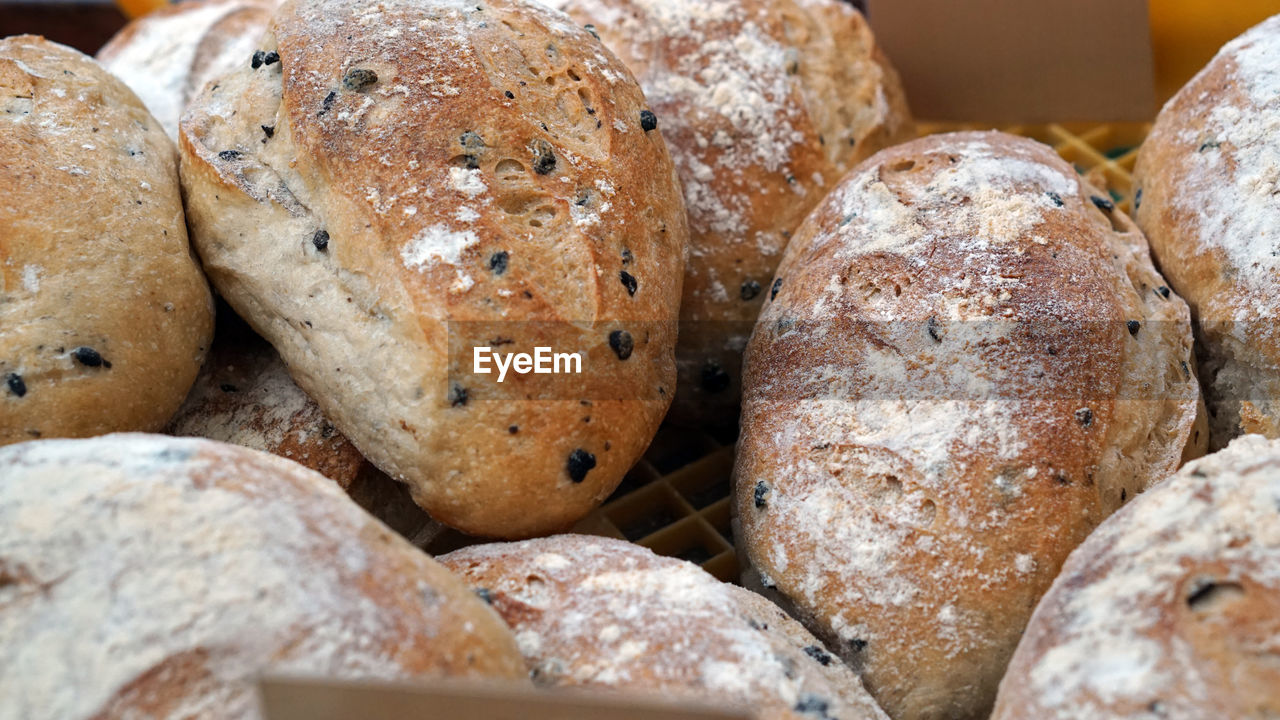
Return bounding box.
[0,36,214,446]
[440,535,889,720]
[1134,14,1280,449]
[733,132,1201,720]
[992,434,1280,719]
[178,0,688,538]
[0,433,527,720]
[165,309,443,546]
[98,0,275,140]
[545,0,912,425]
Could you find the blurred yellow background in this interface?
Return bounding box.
[1150,0,1280,102]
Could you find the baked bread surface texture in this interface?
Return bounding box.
[992,433,1280,719]
[441,534,889,720]
[0,433,527,720]
[0,36,214,446]
[545,0,913,424]
[1134,14,1280,449]
[97,0,275,140]
[179,0,688,538]
[733,132,1200,720]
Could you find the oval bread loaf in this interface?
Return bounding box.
[733,132,1201,720]
[992,433,1280,719]
[0,36,214,446]
[165,308,443,546]
[0,434,527,720]
[1134,14,1280,449]
[545,0,912,425]
[441,535,889,720]
[98,0,275,140]
[178,0,689,538]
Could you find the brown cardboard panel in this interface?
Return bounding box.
[258,675,755,720]
[865,0,1156,123]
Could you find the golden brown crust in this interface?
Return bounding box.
[178,0,688,538]
[734,132,1199,720]
[992,434,1280,719]
[1134,15,1280,450]
[0,36,214,446]
[546,0,912,425]
[440,535,889,720]
[0,433,528,720]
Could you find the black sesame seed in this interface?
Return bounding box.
[794,695,830,717]
[474,588,494,604]
[701,360,730,394]
[220,383,238,393]
[619,270,637,296]
[312,230,330,252]
[639,109,658,132]
[803,645,832,666]
[5,373,26,398]
[849,638,868,653]
[1157,286,1171,299]
[770,277,784,301]
[621,248,633,265]
[508,425,519,434]
[927,316,942,343]
[1127,320,1141,336]
[532,139,556,175]
[1199,139,1220,153]
[584,23,599,40]
[1134,188,1143,210]
[1091,195,1115,212]
[251,50,265,69]
[566,448,596,483]
[1121,488,1128,502]
[489,251,509,275]
[741,280,762,301]
[71,347,104,367]
[504,90,515,99]
[608,330,633,360]
[261,124,275,139]
[1047,191,1064,207]
[753,481,769,509]
[262,51,279,66]
[318,91,336,116]
[218,150,241,161]
[343,67,378,91]
[1075,407,1093,427]
[449,384,468,407]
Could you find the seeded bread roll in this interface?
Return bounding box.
[98,0,275,140]
[545,0,912,426]
[734,132,1201,720]
[178,0,688,538]
[165,308,443,546]
[1134,15,1280,450]
[0,434,527,720]
[992,434,1280,719]
[0,36,214,446]
[440,535,889,720]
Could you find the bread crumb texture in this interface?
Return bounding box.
[735,132,1199,720]
[1135,14,1280,448]
[441,535,889,720]
[178,0,688,537]
[993,433,1280,719]
[0,434,526,720]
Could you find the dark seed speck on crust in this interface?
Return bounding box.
[474,587,494,604]
[1157,285,1171,299]
[449,384,468,407]
[619,270,637,296]
[318,91,336,116]
[1127,320,1141,336]
[5,373,26,398]
[1091,195,1115,212]
[1075,407,1093,427]
[754,481,769,509]
[803,645,833,666]
[567,448,596,483]
[261,124,274,139]
[489,251,509,275]
[343,67,378,91]
[251,50,265,68]
[218,150,241,161]
[770,277,783,301]
[71,347,104,368]
[639,109,658,131]
[608,330,633,360]
[262,51,279,66]
[312,230,329,252]
[532,139,556,175]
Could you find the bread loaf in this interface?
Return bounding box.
[0,434,527,720]
[165,307,442,546]
[545,0,912,425]
[992,433,1280,719]
[733,132,1201,720]
[98,0,274,140]
[0,36,214,446]
[178,0,688,538]
[441,535,889,720]
[1134,14,1280,450]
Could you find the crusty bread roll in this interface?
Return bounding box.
[992,433,1280,719]
[545,0,912,426]
[733,132,1202,720]
[1134,15,1280,450]
[0,434,527,720]
[165,307,443,546]
[178,0,688,538]
[440,535,889,720]
[0,36,214,446]
[98,0,275,140]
